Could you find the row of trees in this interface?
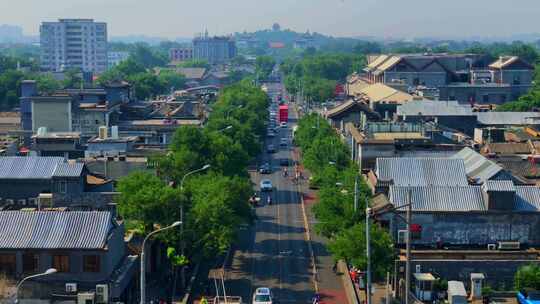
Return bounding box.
[281,53,365,103]
[117,80,268,265]
[294,113,393,279]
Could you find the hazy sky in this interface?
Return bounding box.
[1,0,539,39]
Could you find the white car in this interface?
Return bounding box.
[280,122,287,128]
[260,179,273,192]
[252,287,273,304]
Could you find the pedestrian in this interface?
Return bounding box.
[200,297,208,304]
[350,269,357,284]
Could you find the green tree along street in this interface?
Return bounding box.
[116,81,269,269]
[515,264,540,290]
[295,113,393,279]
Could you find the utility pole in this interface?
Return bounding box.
[366,206,372,304]
[405,190,412,304]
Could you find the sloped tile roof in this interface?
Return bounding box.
[452,147,504,183]
[0,211,113,249]
[389,185,485,211]
[376,157,468,186]
[0,157,84,179]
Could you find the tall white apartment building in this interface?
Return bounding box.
[40,19,108,73]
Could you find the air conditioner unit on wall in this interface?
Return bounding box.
[415,265,421,273]
[498,241,520,250]
[66,283,77,293]
[77,292,95,304]
[95,284,108,304]
[487,244,496,251]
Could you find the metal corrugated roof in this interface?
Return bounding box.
[376,158,468,186]
[0,157,84,179]
[0,211,112,249]
[452,148,503,184]
[482,180,515,192]
[389,185,485,211]
[0,157,67,179]
[53,162,84,177]
[515,186,540,211]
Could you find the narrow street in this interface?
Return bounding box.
[225,82,315,303]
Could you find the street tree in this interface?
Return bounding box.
[328,223,394,280]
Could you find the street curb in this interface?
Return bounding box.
[295,148,319,294]
[339,261,361,304]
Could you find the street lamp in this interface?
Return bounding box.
[140,221,182,304]
[15,268,57,303]
[217,125,233,133]
[178,164,211,289]
[226,105,243,119]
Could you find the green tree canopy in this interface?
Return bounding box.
[515,264,540,291]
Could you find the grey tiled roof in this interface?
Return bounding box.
[477,112,540,126]
[389,185,540,212]
[515,186,540,211]
[376,157,468,186]
[389,185,485,211]
[452,147,504,184]
[397,100,474,117]
[0,157,84,179]
[0,211,113,249]
[53,162,84,177]
[482,180,515,192]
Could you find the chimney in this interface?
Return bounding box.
[98,126,108,139]
[481,180,515,211]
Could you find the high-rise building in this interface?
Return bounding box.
[192,31,236,64]
[40,19,108,73]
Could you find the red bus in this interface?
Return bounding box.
[279,105,288,123]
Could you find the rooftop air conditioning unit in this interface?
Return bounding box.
[487,244,496,251]
[95,284,108,304]
[415,265,421,273]
[397,230,408,244]
[498,241,520,250]
[77,292,95,304]
[66,283,77,293]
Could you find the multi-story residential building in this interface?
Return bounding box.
[169,47,193,62]
[107,51,129,69]
[40,19,108,73]
[193,32,237,64]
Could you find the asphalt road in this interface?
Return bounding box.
[225,82,316,303]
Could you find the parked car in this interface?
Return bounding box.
[259,163,271,174]
[260,179,273,191]
[280,121,287,128]
[267,144,276,153]
[267,131,275,138]
[253,287,274,304]
[280,138,288,147]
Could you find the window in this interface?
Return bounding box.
[83,255,100,272]
[0,254,16,275]
[59,181,67,194]
[52,254,70,272]
[22,252,39,273]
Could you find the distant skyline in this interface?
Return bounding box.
[1,0,540,40]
